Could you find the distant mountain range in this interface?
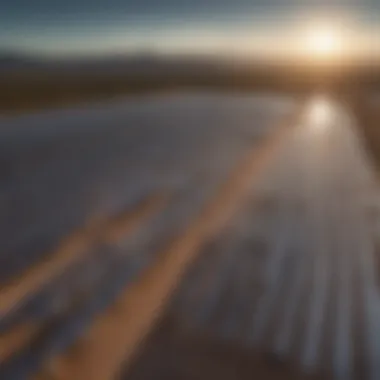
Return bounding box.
[1,50,379,92]
[0,51,41,69]
[0,51,238,76]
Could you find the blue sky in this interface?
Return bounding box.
[1,0,379,56]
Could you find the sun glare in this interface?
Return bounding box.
[304,25,343,60]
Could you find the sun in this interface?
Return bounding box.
[304,26,342,60]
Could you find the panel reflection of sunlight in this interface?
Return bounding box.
[308,97,333,129]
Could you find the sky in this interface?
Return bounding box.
[1,0,379,58]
